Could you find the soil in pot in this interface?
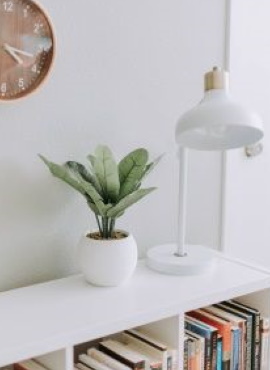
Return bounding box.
[87,231,128,240]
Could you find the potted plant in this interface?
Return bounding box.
[39,145,160,287]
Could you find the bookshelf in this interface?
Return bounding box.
[0,253,270,370]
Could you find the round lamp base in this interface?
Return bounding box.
[146,244,217,275]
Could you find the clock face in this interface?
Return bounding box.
[0,0,54,101]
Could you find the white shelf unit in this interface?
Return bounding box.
[1,255,270,369]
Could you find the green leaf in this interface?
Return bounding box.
[39,155,107,216]
[74,175,107,216]
[39,155,87,196]
[140,154,164,183]
[65,161,93,183]
[106,187,156,218]
[94,145,120,202]
[65,161,102,195]
[118,148,148,199]
[87,154,96,169]
[87,200,113,216]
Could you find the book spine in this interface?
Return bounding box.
[246,317,252,370]
[211,331,218,370]
[232,328,240,370]
[254,312,261,370]
[184,338,188,370]
[260,318,270,370]
[99,343,145,370]
[193,338,201,370]
[223,359,231,370]
[184,321,211,370]
[217,336,222,370]
[199,339,205,370]
[187,339,193,370]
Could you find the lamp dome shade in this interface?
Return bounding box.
[176,71,263,151]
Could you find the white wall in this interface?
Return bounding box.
[0,0,225,291]
[223,0,270,268]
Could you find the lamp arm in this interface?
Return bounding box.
[176,146,188,257]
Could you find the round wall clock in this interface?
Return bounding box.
[0,0,55,101]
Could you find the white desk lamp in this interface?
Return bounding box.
[147,67,263,275]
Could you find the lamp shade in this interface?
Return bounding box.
[175,68,263,151]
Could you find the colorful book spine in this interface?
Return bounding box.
[185,317,217,370]
[231,327,240,370]
[231,300,261,370]
[185,330,205,370]
[187,310,230,370]
[217,302,252,370]
[217,335,222,370]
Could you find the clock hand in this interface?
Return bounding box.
[3,43,34,64]
[3,43,23,64]
[6,45,34,58]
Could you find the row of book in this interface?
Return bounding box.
[184,299,270,370]
[74,328,178,370]
[2,300,269,370]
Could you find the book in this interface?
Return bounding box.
[87,347,131,370]
[216,302,251,370]
[121,332,163,370]
[231,326,240,370]
[231,300,260,370]
[125,329,178,370]
[187,337,196,370]
[186,332,202,370]
[99,339,145,370]
[76,363,93,370]
[183,336,188,370]
[124,330,167,352]
[187,309,232,370]
[217,335,222,370]
[185,316,218,370]
[124,329,168,370]
[222,300,260,370]
[78,353,112,370]
[185,330,205,370]
[260,317,270,370]
[14,360,48,370]
[204,304,246,370]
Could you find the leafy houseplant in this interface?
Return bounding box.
[40,145,159,238]
[39,146,160,286]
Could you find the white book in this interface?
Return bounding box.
[125,330,167,351]
[76,363,92,370]
[121,332,164,370]
[79,354,111,370]
[125,329,177,370]
[14,359,48,370]
[99,339,146,367]
[87,347,130,370]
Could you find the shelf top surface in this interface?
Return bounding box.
[0,256,270,366]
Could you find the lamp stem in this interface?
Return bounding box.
[176,146,188,257]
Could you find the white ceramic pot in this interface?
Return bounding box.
[77,231,138,287]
